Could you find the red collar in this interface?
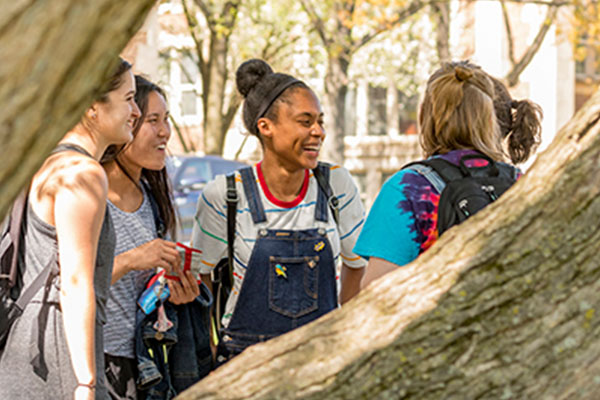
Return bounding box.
[256,162,309,208]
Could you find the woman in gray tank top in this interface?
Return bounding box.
[0,58,140,400]
[101,76,200,399]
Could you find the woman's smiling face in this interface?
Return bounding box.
[120,90,171,173]
[260,87,325,171]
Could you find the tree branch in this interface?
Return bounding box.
[222,91,242,139]
[182,0,208,79]
[298,0,329,46]
[352,0,427,53]
[192,0,213,27]
[500,0,516,65]
[505,4,559,86]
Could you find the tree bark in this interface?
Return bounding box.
[0,0,155,219]
[193,0,241,155]
[322,54,350,165]
[432,1,451,63]
[178,89,600,399]
[203,29,232,155]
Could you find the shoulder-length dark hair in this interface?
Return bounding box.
[102,75,177,239]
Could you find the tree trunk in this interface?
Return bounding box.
[432,1,451,63]
[0,0,155,219]
[203,30,230,155]
[322,54,349,165]
[178,89,600,399]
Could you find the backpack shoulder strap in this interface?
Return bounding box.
[1,191,28,288]
[312,162,339,225]
[2,192,58,316]
[225,173,238,286]
[402,161,449,195]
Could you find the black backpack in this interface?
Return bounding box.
[404,153,518,236]
[211,162,339,334]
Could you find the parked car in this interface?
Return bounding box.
[167,155,247,243]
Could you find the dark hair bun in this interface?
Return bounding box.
[236,59,273,98]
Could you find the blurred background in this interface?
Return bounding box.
[121,0,600,211]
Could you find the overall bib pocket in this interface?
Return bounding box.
[268,256,319,318]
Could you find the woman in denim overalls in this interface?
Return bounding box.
[193,59,367,360]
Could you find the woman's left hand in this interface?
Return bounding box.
[167,268,200,305]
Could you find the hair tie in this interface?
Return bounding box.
[454,66,473,82]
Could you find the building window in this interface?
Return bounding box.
[575,38,600,80]
[180,54,197,85]
[181,90,198,116]
[368,85,387,136]
[398,91,419,135]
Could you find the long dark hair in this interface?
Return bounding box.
[102,75,177,239]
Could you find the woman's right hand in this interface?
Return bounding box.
[128,239,181,273]
[112,239,181,283]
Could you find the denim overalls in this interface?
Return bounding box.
[222,166,338,356]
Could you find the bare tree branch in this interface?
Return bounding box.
[500,0,517,65]
[262,34,302,63]
[222,91,242,139]
[169,114,193,153]
[182,0,208,79]
[298,0,329,46]
[192,0,214,27]
[505,3,559,86]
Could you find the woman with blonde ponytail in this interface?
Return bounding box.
[355,61,542,287]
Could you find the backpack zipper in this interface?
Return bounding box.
[481,185,498,201]
[458,199,470,217]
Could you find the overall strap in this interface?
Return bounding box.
[312,162,338,224]
[225,173,238,286]
[239,167,267,224]
[51,143,94,159]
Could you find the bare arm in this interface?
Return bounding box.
[54,162,107,399]
[339,263,365,304]
[360,257,400,289]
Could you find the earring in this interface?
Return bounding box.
[91,113,97,119]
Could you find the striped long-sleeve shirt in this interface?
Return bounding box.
[191,163,366,328]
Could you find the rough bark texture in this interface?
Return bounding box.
[179,89,600,399]
[0,0,155,219]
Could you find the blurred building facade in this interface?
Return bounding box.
[124,1,596,209]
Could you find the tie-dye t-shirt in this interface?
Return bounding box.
[353,149,513,267]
